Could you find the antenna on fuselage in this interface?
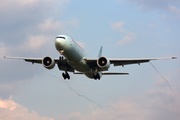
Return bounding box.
[98,46,103,58]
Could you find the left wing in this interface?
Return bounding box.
[4,56,74,72]
[4,56,43,64]
[4,56,67,64]
[86,57,177,67]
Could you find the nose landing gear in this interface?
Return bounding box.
[62,72,70,80]
[59,56,64,60]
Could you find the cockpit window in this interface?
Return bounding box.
[56,36,65,39]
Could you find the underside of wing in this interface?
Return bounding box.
[109,57,176,67]
[85,57,176,67]
[4,56,74,72]
[4,56,43,64]
[4,56,68,64]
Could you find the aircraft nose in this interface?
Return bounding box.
[55,38,66,51]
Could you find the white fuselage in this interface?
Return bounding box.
[55,35,94,78]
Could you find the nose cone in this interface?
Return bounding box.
[55,38,66,51]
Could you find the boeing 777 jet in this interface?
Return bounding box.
[4,35,177,80]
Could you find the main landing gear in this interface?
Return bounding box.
[62,72,70,80]
[93,72,100,80]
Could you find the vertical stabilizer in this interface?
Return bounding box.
[98,46,103,58]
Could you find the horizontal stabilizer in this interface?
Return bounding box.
[73,72,84,74]
[73,72,129,75]
[102,72,129,75]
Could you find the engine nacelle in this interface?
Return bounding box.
[97,56,110,71]
[42,56,55,70]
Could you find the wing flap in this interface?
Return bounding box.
[113,60,149,66]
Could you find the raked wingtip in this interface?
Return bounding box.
[172,57,177,59]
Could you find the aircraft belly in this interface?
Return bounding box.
[70,63,91,72]
[84,72,94,79]
[63,49,82,62]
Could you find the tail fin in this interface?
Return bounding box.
[98,46,103,58]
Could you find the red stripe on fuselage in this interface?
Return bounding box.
[72,39,84,51]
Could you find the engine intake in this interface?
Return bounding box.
[97,57,110,71]
[42,56,55,69]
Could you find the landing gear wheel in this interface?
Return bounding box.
[59,56,64,60]
[67,73,70,80]
[62,72,70,80]
[62,73,66,80]
[93,73,97,80]
[93,72,100,80]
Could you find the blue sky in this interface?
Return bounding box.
[0,0,180,120]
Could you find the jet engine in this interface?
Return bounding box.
[42,56,55,69]
[97,56,110,71]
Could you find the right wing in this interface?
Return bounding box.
[86,57,177,67]
[109,57,177,67]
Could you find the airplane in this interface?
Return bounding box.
[4,35,177,80]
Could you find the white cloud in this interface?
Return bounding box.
[55,80,180,120]
[16,0,40,6]
[0,0,69,9]
[118,32,136,45]
[148,23,159,28]
[21,35,51,51]
[0,0,51,12]
[0,96,54,120]
[111,22,126,32]
[111,22,136,45]
[1,77,179,120]
[167,6,180,18]
[0,96,19,111]
[38,18,79,33]
[53,70,180,120]
[169,6,180,14]
[0,84,14,91]
[17,18,79,52]
[128,0,180,19]
[38,18,64,32]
